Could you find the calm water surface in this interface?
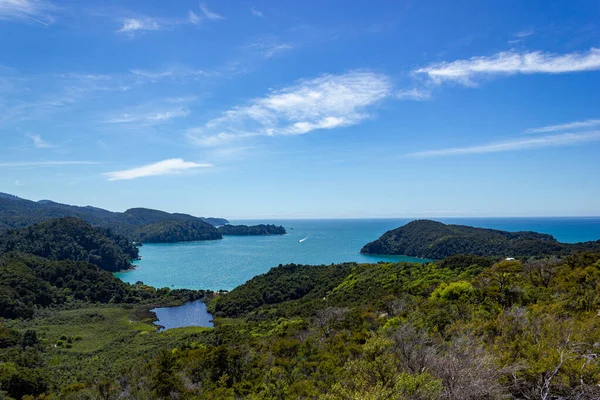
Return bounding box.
[116,217,600,291]
[152,300,213,331]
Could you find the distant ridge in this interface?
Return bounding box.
[361,219,600,259]
[0,192,229,242]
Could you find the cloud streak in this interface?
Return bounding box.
[407,131,600,157]
[106,108,190,124]
[416,48,600,86]
[524,119,600,134]
[103,158,212,181]
[0,0,55,25]
[199,3,223,20]
[188,71,392,146]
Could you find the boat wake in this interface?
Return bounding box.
[298,237,308,243]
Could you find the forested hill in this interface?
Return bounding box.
[135,219,222,243]
[218,224,286,236]
[0,217,138,272]
[361,219,600,259]
[0,192,229,234]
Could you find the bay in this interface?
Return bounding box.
[115,217,600,291]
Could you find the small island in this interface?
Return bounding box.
[218,224,286,236]
[361,219,600,259]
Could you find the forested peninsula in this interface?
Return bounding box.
[0,193,286,244]
[361,219,600,259]
[218,224,286,236]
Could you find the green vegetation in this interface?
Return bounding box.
[134,220,222,243]
[0,307,212,400]
[0,218,138,272]
[361,219,600,258]
[218,224,286,236]
[3,252,600,398]
[2,213,600,399]
[0,193,227,242]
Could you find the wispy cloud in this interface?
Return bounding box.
[514,29,535,38]
[396,88,431,101]
[0,161,100,168]
[130,67,211,81]
[103,158,212,181]
[106,108,190,124]
[199,3,224,21]
[27,133,55,148]
[524,119,600,134]
[14,180,25,186]
[0,0,55,25]
[416,48,600,86]
[117,17,162,33]
[251,7,263,17]
[407,131,600,157]
[245,40,294,59]
[188,10,200,25]
[187,71,392,147]
[117,5,223,35]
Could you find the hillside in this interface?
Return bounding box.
[218,223,286,236]
[0,193,229,235]
[361,219,600,259]
[0,217,138,272]
[3,224,600,398]
[135,219,222,243]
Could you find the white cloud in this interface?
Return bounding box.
[524,119,600,134]
[117,17,161,33]
[188,71,392,146]
[14,180,25,186]
[28,133,55,148]
[199,3,223,20]
[416,48,600,86]
[106,108,190,124]
[130,67,210,81]
[396,88,431,101]
[188,10,200,24]
[514,29,535,38]
[0,161,99,167]
[0,0,55,25]
[103,158,212,181]
[407,131,600,157]
[251,7,263,17]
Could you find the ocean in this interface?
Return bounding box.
[115,217,600,291]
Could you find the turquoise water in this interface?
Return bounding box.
[151,300,213,331]
[115,217,600,291]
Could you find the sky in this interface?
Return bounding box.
[1,0,600,218]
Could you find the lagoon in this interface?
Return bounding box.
[152,300,213,331]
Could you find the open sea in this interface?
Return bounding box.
[115,217,600,291]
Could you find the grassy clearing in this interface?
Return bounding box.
[4,305,214,390]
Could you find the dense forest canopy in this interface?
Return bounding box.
[134,219,222,243]
[0,217,138,272]
[361,219,600,258]
[217,224,286,236]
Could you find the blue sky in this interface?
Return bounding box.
[1,0,599,218]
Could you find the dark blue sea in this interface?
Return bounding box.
[115,217,600,291]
